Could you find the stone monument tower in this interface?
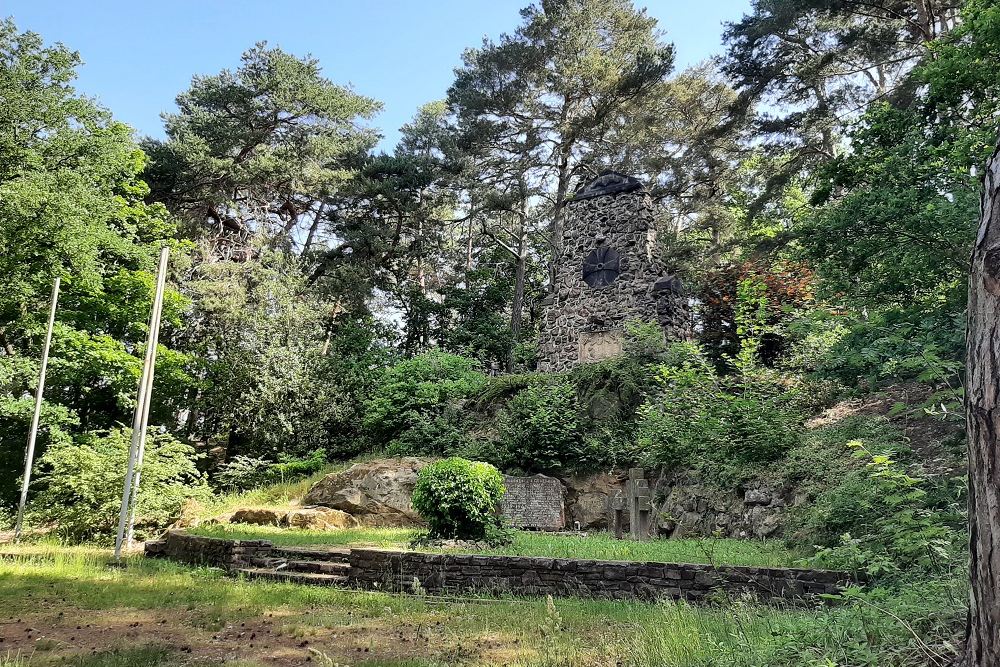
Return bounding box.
[537,173,689,372]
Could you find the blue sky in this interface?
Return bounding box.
[3,0,751,151]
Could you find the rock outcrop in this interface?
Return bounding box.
[561,472,622,530]
[299,457,788,537]
[285,506,359,530]
[652,473,786,539]
[228,506,360,530]
[559,471,788,538]
[231,507,285,526]
[303,457,432,526]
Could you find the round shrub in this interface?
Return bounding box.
[411,457,505,540]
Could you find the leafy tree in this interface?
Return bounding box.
[497,381,584,473]
[0,19,191,506]
[722,0,962,213]
[435,257,516,371]
[144,43,381,255]
[361,351,486,455]
[449,0,674,267]
[176,250,386,459]
[29,427,209,542]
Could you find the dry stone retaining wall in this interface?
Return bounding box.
[346,548,849,602]
[145,530,272,568]
[146,531,852,603]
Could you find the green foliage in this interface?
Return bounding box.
[638,343,802,483]
[435,260,515,370]
[212,449,327,492]
[411,457,505,540]
[807,306,965,391]
[621,320,668,361]
[804,441,963,579]
[29,428,209,541]
[183,252,388,460]
[0,396,78,507]
[0,20,195,505]
[362,352,486,456]
[497,382,585,474]
[733,277,769,372]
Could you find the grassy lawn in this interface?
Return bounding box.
[0,540,959,666]
[188,525,798,567]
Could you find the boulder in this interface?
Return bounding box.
[230,508,285,526]
[303,457,433,526]
[744,489,772,505]
[561,472,623,530]
[285,506,359,530]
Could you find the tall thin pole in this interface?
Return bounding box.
[125,248,168,547]
[14,277,60,539]
[114,247,168,560]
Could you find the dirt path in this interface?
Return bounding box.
[0,605,540,666]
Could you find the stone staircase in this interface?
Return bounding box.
[236,545,352,586]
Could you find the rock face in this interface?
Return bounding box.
[303,457,432,526]
[560,471,788,538]
[653,473,786,539]
[300,457,788,537]
[561,472,622,530]
[536,173,691,372]
[285,506,359,530]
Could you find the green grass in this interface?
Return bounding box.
[188,524,798,567]
[0,540,966,666]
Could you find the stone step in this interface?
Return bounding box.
[284,559,351,575]
[271,546,352,562]
[236,567,348,586]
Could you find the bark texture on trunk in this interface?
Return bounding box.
[964,144,1000,667]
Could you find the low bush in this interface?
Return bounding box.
[637,343,802,483]
[213,448,327,491]
[362,351,486,456]
[411,457,505,540]
[29,427,209,541]
[802,441,964,578]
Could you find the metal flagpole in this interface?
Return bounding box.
[14,276,60,539]
[125,246,169,547]
[114,247,168,560]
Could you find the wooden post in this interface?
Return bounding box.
[114,247,168,560]
[963,144,1000,666]
[14,276,60,539]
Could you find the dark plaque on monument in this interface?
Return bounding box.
[499,474,566,531]
[582,246,621,288]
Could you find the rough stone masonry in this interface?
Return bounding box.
[537,172,691,372]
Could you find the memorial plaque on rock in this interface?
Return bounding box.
[500,474,566,530]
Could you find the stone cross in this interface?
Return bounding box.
[610,491,625,539]
[627,468,652,541]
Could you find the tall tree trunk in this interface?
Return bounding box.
[963,144,1000,667]
[509,247,526,373]
[466,190,476,273]
[550,146,571,288]
[302,203,324,254]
